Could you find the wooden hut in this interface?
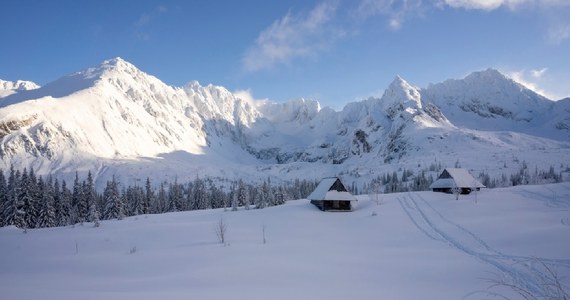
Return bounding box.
[308,177,357,211]
[429,168,485,194]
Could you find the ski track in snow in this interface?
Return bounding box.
[516,185,570,210]
[398,193,570,296]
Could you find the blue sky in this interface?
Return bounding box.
[1,0,569,108]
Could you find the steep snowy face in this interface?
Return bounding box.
[0,57,265,175]
[381,76,422,113]
[258,98,321,124]
[244,75,453,165]
[422,69,554,130]
[379,76,451,126]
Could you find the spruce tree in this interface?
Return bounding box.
[83,171,97,220]
[192,176,208,210]
[144,177,153,214]
[72,172,87,223]
[37,176,56,228]
[28,168,40,226]
[156,183,167,213]
[236,179,248,209]
[56,180,72,226]
[2,166,18,226]
[9,169,26,229]
[230,183,238,211]
[103,176,123,220]
[256,180,269,209]
[18,169,35,229]
[0,169,6,226]
[125,185,144,216]
[275,186,288,205]
[168,179,183,212]
[88,198,100,227]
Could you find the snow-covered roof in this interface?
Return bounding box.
[308,177,357,201]
[429,168,485,189]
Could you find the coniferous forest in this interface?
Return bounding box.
[1,161,566,230]
[0,166,318,230]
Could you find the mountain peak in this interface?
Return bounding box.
[381,75,422,111]
[390,75,406,85]
[465,68,507,82]
[102,56,127,66]
[0,79,40,91]
[88,57,140,79]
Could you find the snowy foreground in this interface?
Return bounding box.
[1,183,569,300]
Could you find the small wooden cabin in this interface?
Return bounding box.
[429,168,485,194]
[309,177,357,211]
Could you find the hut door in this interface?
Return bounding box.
[333,201,340,209]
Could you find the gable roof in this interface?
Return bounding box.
[308,177,357,201]
[429,168,485,189]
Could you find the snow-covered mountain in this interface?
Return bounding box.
[422,68,569,140]
[0,79,39,98]
[1,58,568,188]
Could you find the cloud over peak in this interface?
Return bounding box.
[242,1,341,72]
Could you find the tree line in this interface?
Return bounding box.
[0,166,318,230]
[360,162,566,195]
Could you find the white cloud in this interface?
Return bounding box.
[134,6,169,40]
[436,1,570,43]
[234,89,265,103]
[354,0,424,31]
[242,1,340,72]
[549,25,570,44]
[531,67,548,78]
[506,69,562,99]
[442,0,505,10]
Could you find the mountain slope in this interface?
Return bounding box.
[421,69,568,140]
[0,58,262,183]
[0,58,568,187]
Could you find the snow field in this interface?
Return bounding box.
[0,183,569,299]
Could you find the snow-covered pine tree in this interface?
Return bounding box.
[237,179,249,209]
[83,171,97,220]
[4,169,23,228]
[203,178,216,209]
[144,177,153,214]
[255,179,269,209]
[192,176,208,210]
[274,186,287,205]
[88,197,100,227]
[2,166,18,226]
[156,182,167,213]
[125,185,144,216]
[36,176,56,228]
[208,182,225,209]
[103,176,123,220]
[168,179,183,212]
[28,168,40,227]
[183,181,193,211]
[230,183,238,211]
[17,168,35,229]
[56,180,72,226]
[0,169,6,226]
[36,177,56,228]
[72,172,87,224]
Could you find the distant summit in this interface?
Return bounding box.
[0,79,40,91]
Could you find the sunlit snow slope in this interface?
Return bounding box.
[0,183,569,300]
